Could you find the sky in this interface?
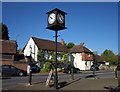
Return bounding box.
[2,2,118,55]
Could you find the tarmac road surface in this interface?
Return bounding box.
[2,70,118,90]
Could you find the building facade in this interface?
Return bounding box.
[0,40,17,63]
[23,37,68,62]
[70,44,93,70]
[23,37,94,70]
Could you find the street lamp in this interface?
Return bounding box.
[46,8,67,89]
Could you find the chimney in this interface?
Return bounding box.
[61,38,65,45]
[80,42,85,46]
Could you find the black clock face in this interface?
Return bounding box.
[57,13,64,24]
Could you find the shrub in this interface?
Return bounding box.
[40,68,49,73]
[57,68,62,72]
[40,62,51,73]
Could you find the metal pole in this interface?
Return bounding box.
[28,55,32,85]
[28,46,32,85]
[28,67,32,85]
[71,60,74,80]
[71,67,74,80]
[93,69,95,78]
[115,68,117,78]
[54,30,58,89]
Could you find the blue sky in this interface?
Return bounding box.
[2,2,118,55]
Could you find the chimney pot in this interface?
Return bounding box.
[61,39,65,45]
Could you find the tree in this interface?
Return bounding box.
[0,23,9,40]
[37,50,44,62]
[101,49,115,62]
[66,42,75,49]
[37,49,69,72]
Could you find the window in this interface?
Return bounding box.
[85,61,87,66]
[57,55,61,61]
[88,54,91,57]
[11,66,16,69]
[44,53,49,59]
[2,54,13,60]
[2,65,9,69]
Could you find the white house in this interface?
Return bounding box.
[70,44,94,70]
[23,37,94,70]
[23,37,68,62]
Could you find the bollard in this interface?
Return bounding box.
[115,68,117,79]
[93,69,95,78]
[28,70,32,85]
[92,66,95,78]
[27,64,32,85]
[71,67,74,80]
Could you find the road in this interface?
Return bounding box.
[2,70,116,90]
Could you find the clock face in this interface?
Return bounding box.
[48,13,56,24]
[57,13,64,24]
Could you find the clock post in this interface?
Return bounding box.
[46,8,67,89]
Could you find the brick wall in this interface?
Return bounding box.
[82,52,93,61]
[1,60,14,65]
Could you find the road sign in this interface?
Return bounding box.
[46,69,54,87]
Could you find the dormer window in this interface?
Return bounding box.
[88,54,91,57]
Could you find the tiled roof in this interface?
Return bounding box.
[94,54,106,62]
[70,44,93,53]
[0,40,17,54]
[32,37,68,52]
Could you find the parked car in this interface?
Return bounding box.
[62,65,80,74]
[30,64,41,73]
[90,64,99,71]
[1,65,27,77]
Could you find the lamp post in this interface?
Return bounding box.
[46,8,67,89]
[28,45,32,85]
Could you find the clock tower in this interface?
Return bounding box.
[46,8,67,89]
[46,8,67,31]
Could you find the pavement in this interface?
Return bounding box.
[2,70,120,91]
[2,77,119,91]
[32,70,114,76]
